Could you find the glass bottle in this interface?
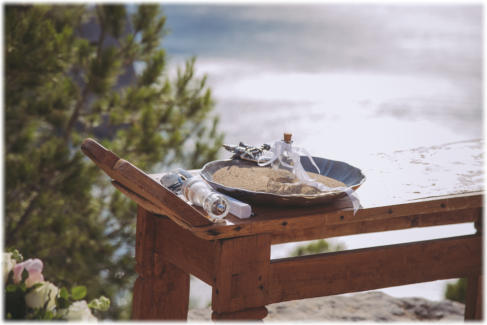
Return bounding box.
[161,169,229,221]
[181,177,229,221]
[271,132,296,174]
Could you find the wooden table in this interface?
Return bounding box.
[81,138,483,321]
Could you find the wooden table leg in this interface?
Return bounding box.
[465,221,483,321]
[132,207,190,320]
[465,275,483,320]
[211,234,271,321]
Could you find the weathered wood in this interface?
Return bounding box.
[134,206,156,278]
[113,159,212,227]
[212,234,271,314]
[80,138,119,176]
[191,194,482,241]
[112,180,168,216]
[154,216,218,285]
[465,275,483,320]
[112,180,201,233]
[132,207,190,320]
[325,193,483,225]
[475,215,482,235]
[132,267,190,320]
[271,207,481,244]
[356,140,483,208]
[81,138,212,228]
[212,306,268,321]
[268,235,482,304]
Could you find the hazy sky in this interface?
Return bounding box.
[163,5,482,76]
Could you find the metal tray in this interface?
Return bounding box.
[200,156,366,206]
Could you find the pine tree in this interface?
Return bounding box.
[5,4,223,319]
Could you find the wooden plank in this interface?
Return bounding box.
[191,194,482,241]
[134,206,157,278]
[132,207,190,320]
[112,180,169,216]
[81,138,213,228]
[212,234,271,314]
[112,159,213,227]
[357,140,483,207]
[112,180,199,232]
[465,275,483,320]
[132,264,190,320]
[324,192,483,225]
[154,216,218,285]
[268,235,482,304]
[271,207,481,244]
[80,138,120,176]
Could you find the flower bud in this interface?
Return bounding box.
[13,258,44,287]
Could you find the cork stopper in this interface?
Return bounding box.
[283,132,292,144]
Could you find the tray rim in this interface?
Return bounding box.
[200,157,366,201]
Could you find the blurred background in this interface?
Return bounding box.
[163,4,482,156]
[4,3,483,319]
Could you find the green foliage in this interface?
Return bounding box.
[57,288,70,309]
[291,239,345,257]
[5,4,223,320]
[445,278,466,303]
[5,286,27,319]
[7,249,24,263]
[71,286,87,300]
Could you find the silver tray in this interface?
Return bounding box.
[200,156,366,207]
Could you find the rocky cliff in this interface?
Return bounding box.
[188,291,465,321]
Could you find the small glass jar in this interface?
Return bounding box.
[182,177,229,220]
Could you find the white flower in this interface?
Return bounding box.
[65,300,97,321]
[25,281,59,310]
[3,253,16,282]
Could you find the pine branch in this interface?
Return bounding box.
[64,85,89,142]
[6,191,41,246]
[64,5,107,143]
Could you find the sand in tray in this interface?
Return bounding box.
[212,165,346,195]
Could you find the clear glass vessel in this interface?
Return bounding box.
[182,177,229,220]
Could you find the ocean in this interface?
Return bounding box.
[161,4,483,308]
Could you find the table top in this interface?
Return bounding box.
[81,138,483,243]
[357,139,483,207]
[153,139,483,242]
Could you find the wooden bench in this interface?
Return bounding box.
[81,138,483,321]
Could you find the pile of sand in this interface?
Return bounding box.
[212,165,346,195]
